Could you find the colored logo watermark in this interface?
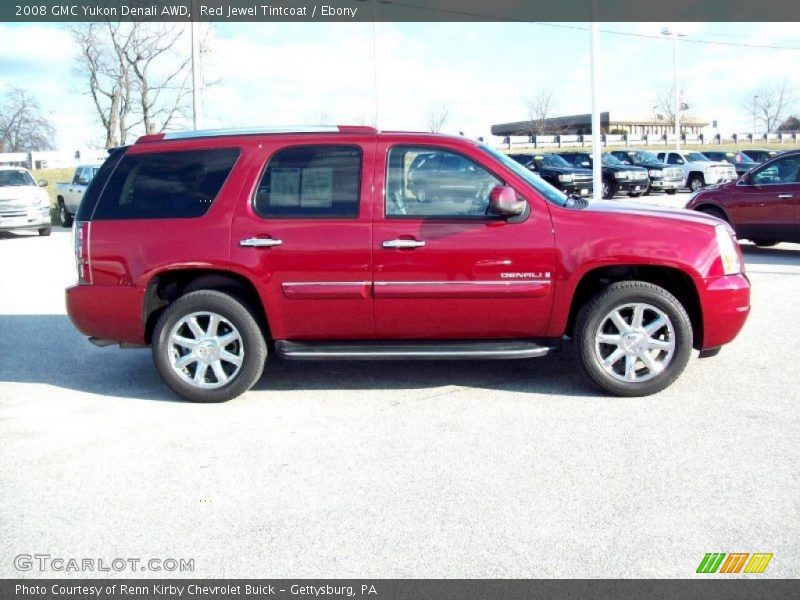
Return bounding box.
[696,553,773,574]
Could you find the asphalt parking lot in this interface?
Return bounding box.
[1,192,798,578]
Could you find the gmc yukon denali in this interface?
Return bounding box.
[66,126,751,402]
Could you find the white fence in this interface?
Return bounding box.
[503,131,800,149]
[0,149,108,170]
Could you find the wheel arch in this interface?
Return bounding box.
[563,264,704,349]
[143,268,270,345]
[693,202,731,223]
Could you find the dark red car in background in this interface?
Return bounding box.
[686,149,800,246]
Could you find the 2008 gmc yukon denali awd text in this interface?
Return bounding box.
[65,126,751,402]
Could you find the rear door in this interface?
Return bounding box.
[373,140,555,340]
[230,135,376,340]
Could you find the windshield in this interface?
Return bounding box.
[482,145,568,207]
[0,169,36,187]
[632,151,659,162]
[686,152,710,162]
[535,154,571,168]
[601,154,622,166]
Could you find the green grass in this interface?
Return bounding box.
[32,168,74,226]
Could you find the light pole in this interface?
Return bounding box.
[190,0,202,130]
[661,27,684,151]
[589,10,602,201]
[753,95,759,140]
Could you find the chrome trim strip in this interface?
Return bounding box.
[282,281,370,287]
[374,280,551,286]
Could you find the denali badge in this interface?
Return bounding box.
[500,272,551,279]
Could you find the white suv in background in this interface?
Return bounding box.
[0,166,51,236]
[656,150,737,192]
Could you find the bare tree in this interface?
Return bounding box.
[653,86,690,132]
[524,89,555,135]
[426,104,450,133]
[70,22,196,146]
[0,88,56,152]
[742,80,797,133]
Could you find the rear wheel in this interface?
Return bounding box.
[152,290,267,402]
[576,281,693,397]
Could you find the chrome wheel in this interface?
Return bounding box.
[594,302,675,383]
[168,311,244,389]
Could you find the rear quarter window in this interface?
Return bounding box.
[92,148,240,220]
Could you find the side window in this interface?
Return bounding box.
[751,156,800,185]
[254,146,361,218]
[73,168,87,185]
[93,148,240,220]
[656,153,665,162]
[386,146,501,218]
[667,153,683,165]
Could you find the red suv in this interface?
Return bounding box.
[66,126,750,402]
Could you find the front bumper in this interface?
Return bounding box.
[561,181,593,196]
[649,178,683,190]
[699,274,750,349]
[615,179,649,193]
[706,172,738,185]
[66,284,147,345]
[0,208,50,231]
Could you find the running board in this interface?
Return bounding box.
[275,340,555,361]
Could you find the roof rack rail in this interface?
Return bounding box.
[136,125,377,143]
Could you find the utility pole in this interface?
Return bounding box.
[661,27,684,151]
[753,95,759,140]
[590,13,602,201]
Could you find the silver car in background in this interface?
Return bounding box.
[0,166,51,236]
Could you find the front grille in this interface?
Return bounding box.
[0,209,27,218]
[664,168,683,179]
[631,171,648,180]
[572,174,592,182]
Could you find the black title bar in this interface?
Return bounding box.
[4,0,800,22]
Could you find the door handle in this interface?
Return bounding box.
[382,239,426,249]
[778,194,793,199]
[239,237,282,248]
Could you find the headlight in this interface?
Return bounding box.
[715,224,742,275]
[648,169,660,177]
[615,171,629,179]
[558,174,573,183]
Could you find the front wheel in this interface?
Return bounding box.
[59,202,73,227]
[602,180,615,199]
[688,174,705,192]
[575,281,693,397]
[751,240,777,247]
[152,290,267,402]
[665,189,677,195]
[38,227,51,236]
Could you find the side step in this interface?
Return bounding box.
[275,339,555,361]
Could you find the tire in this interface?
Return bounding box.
[38,227,51,236]
[58,202,73,227]
[688,174,705,192]
[665,189,677,195]
[575,281,693,397]
[152,290,267,402]
[696,205,728,223]
[628,193,642,198]
[416,188,429,203]
[752,240,777,247]
[602,180,615,199]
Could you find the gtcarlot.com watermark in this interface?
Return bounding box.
[14,554,194,573]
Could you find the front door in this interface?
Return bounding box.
[373,141,556,340]
[230,137,376,340]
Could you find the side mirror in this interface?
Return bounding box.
[487,185,526,218]
[38,179,48,187]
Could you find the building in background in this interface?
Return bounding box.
[491,112,709,138]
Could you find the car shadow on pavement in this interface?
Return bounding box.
[0,314,599,402]
[740,243,800,272]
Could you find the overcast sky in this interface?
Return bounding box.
[0,21,798,148]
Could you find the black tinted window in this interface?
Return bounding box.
[254,146,361,218]
[93,148,240,220]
